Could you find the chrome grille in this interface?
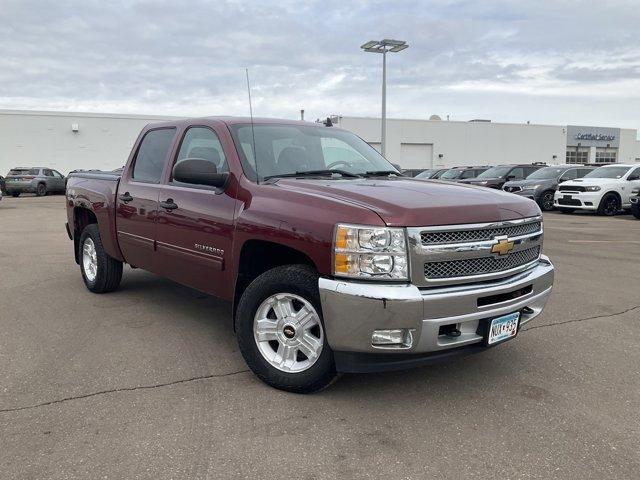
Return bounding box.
[424,246,540,279]
[421,221,541,245]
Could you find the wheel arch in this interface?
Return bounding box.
[72,207,98,264]
[232,239,318,328]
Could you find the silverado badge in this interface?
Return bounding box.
[491,238,515,256]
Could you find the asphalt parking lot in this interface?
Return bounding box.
[1,195,639,479]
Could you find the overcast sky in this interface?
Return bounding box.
[1,0,639,129]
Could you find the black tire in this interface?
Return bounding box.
[79,224,123,293]
[631,204,640,220]
[558,208,575,214]
[235,264,337,394]
[11,192,20,198]
[597,193,620,216]
[539,190,555,211]
[36,183,47,196]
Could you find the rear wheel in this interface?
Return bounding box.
[597,193,620,216]
[236,264,336,393]
[36,183,47,196]
[11,192,20,198]
[539,191,555,211]
[79,224,123,293]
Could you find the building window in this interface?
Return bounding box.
[566,148,589,164]
[595,149,617,164]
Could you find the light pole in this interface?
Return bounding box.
[361,39,409,157]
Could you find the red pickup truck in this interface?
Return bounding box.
[65,117,554,393]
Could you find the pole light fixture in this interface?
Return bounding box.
[360,39,409,157]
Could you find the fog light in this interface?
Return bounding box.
[371,329,413,347]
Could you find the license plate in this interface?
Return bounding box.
[563,195,572,200]
[487,312,520,345]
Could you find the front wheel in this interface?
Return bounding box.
[79,224,123,293]
[235,265,336,393]
[539,191,555,211]
[11,192,20,198]
[597,193,620,216]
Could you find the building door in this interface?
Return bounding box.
[400,143,433,169]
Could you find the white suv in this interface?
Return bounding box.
[554,164,640,216]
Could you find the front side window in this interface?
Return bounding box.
[560,169,578,181]
[132,128,176,183]
[229,124,396,181]
[43,169,53,177]
[509,167,524,179]
[172,127,228,182]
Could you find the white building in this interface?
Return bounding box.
[333,116,640,170]
[0,109,177,175]
[0,109,639,175]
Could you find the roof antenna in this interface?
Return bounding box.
[245,68,259,184]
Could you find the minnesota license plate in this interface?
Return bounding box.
[487,312,520,345]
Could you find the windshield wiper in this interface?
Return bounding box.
[363,170,403,177]
[263,169,362,181]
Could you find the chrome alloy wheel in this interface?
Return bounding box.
[82,237,98,282]
[253,293,324,373]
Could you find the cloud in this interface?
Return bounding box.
[0,0,639,128]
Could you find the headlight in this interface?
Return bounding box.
[584,186,601,192]
[477,181,488,185]
[333,224,408,280]
[521,185,538,191]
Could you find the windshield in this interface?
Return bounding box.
[229,124,397,181]
[476,166,512,179]
[526,167,566,180]
[415,169,437,179]
[440,169,463,179]
[583,166,631,179]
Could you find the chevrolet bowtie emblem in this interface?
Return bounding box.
[491,238,515,256]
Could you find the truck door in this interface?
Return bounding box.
[116,127,176,273]
[155,125,237,298]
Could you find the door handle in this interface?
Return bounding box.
[119,192,133,203]
[160,199,178,211]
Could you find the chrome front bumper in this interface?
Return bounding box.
[319,256,554,361]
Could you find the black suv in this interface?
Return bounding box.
[460,164,546,189]
[435,166,490,182]
[503,165,595,211]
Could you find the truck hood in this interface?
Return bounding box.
[275,178,540,227]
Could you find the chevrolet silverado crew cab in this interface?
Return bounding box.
[65,117,554,393]
[554,164,640,215]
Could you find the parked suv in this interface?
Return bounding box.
[554,164,640,215]
[503,165,595,211]
[434,166,490,182]
[5,167,66,197]
[460,164,546,189]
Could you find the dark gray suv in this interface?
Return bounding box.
[5,167,66,197]
[503,165,595,211]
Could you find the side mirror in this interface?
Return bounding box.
[173,158,229,188]
[627,174,640,181]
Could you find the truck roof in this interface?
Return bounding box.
[144,116,328,129]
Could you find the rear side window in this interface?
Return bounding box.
[461,170,476,179]
[43,169,53,177]
[132,128,176,183]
